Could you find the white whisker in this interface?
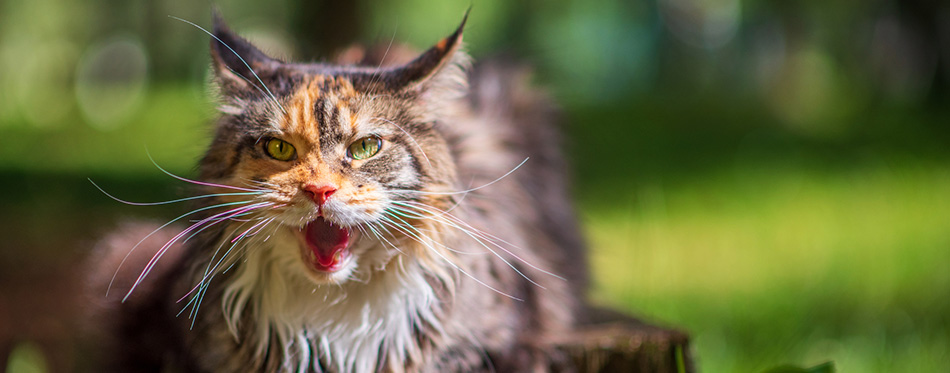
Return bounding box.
[378,214,524,301]
[124,201,273,301]
[145,150,270,193]
[384,208,545,289]
[181,217,277,325]
[168,15,287,115]
[392,200,565,281]
[362,27,399,93]
[89,179,262,206]
[105,200,254,297]
[391,157,529,196]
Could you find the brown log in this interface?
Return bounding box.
[545,323,692,372]
[526,308,693,373]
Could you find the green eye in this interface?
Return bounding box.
[347,136,382,160]
[265,138,296,161]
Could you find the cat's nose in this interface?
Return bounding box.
[303,184,337,206]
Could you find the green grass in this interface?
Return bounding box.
[583,159,950,372]
[4,85,948,372]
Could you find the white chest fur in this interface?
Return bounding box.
[219,229,443,373]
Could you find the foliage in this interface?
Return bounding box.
[2,0,949,371]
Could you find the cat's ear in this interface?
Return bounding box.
[383,11,471,95]
[210,13,281,94]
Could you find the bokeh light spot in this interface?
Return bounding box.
[14,41,79,128]
[6,342,48,373]
[75,35,149,131]
[660,0,741,49]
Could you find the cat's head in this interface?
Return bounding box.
[200,14,469,285]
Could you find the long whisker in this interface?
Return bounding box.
[240,178,280,190]
[378,214,523,301]
[364,221,406,256]
[391,157,529,196]
[376,217,434,255]
[181,217,276,326]
[168,15,287,115]
[196,215,276,290]
[146,151,269,193]
[181,210,265,245]
[184,228,244,303]
[363,27,399,93]
[105,200,255,297]
[223,220,283,276]
[232,217,274,243]
[222,65,283,110]
[138,203,268,289]
[392,200,565,281]
[383,219,482,256]
[89,179,261,206]
[178,220,252,306]
[384,208,545,289]
[124,201,273,301]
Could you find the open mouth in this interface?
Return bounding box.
[296,216,353,273]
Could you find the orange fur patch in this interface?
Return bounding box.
[283,77,324,140]
[255,75,364,191]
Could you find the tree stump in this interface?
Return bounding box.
[531,308,694,372]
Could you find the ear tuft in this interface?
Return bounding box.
[371,10,471,95]
[397,10,469,87]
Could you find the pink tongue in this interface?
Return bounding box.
[304,217,350,269]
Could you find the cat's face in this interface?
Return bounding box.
[200,17,467,284]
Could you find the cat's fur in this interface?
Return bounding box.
[91,13,587,372]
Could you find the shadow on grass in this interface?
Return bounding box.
[563,95,950,207]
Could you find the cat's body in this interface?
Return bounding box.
[91,14,586,372]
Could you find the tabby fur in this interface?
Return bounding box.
[91,13,587,372]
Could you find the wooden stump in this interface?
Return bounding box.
[530,308,694,372]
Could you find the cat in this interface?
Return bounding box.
[89,12,588,372]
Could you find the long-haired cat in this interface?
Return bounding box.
[91,12,588,372]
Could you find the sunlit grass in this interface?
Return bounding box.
[583,160,950,372]
[4,83,947,372]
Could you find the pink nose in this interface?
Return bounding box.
[303,184,337,206]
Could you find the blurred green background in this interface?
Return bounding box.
[2,0,949,371]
